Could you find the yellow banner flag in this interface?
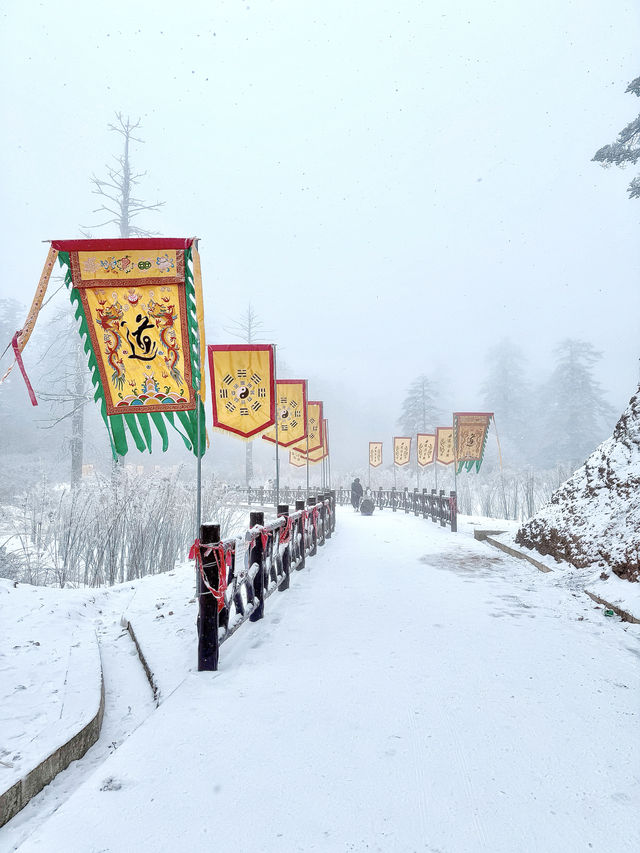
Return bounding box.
[262,380,308,448]
[46,238,206,459]
[289,448,308,467]
[208,345,275,438]
[436,427,455,465]
[291,400,323,453]
[417,433,435,467]
[369,441,382,467]
[453,412,493,473]
[393,436,411,466]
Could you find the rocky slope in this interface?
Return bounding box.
[516,387,640,582]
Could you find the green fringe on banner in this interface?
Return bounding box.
[59,248,205,460]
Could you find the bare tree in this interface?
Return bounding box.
[224,305,270,486]
[84,113,165,237]
[35,308,94,487]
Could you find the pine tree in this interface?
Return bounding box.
[397,375,442,436]
[592,75,640,200]
[537,339,616,468]
[480,338,531,463]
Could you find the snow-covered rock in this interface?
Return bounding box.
[516,387,640,582]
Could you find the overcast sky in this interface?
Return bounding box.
[1,0,639,473]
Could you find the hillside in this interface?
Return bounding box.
[516,387,640,582]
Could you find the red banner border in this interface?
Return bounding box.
[208,344,276,439]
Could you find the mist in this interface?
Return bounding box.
[1,0,639,481]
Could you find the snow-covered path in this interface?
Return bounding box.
[10,508,640,852]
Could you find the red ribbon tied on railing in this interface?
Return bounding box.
[278,515,293,546]
[260,529,270,551]
[312,506,319,533]
[189,538,229,613]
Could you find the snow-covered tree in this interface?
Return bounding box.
[397,375,442,436]
[537,339,615,468]
[480,338,531,463]
[592,75,640,200]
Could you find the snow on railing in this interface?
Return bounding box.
[192,494,336,671]
[333,486,457,532]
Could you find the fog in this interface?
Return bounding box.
[1,0,639,477]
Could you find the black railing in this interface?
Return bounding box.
[196,494,336,671]
[234,485,329,507]
[334,487,457,532]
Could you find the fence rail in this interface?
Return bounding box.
[334,486,457,532]
[195,493,336,671]
[233,485,329,508]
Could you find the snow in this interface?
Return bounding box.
[2,507,638,852]
[490,529,640,622]
[516,389,640,583]
[0,581,101,795]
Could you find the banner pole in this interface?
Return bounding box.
[274,345,280,510]
[306,433,310,498]
[453,420,458,495]
[194,239,203,594]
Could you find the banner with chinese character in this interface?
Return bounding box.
[309,419,329,461]
[453,412,493,473]
[417,433,436,467]
[208,345,275,439]
[436,427,455,465]
[289,448,308,467]
[52,238,206,458]
[289,420,327,466]
[393,436,411,466]
[262,380,308,448]
[369,441,382,468]
[291,400,323,453]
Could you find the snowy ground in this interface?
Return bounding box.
[490,529,640,621]
[2,507,639,852]
[0,581,101,794]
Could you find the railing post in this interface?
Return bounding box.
[295,500,306,569]
[249,511,265,621]
[439,489,446,527]
[392,486,397,512]
[430,489,437,523]
[307,496,317,556]
[323,494,332,540]
[378,487,383,510]
[259,486,264,506]
[449,490,458,533]
[198,522,220,672]
[330,490,336,533]
[402,486,408,513]
[277,504,290,590]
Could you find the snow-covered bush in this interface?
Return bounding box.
[0,469,245,588]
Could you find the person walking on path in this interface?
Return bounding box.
[350,477,363,511]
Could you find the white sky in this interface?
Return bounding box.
[1,0,639,470]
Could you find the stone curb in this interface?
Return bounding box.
[474,530,553,573]
[583,591,640,624]
[477,529,640,624]
[0,644,105,829]
[121,617,160,707]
